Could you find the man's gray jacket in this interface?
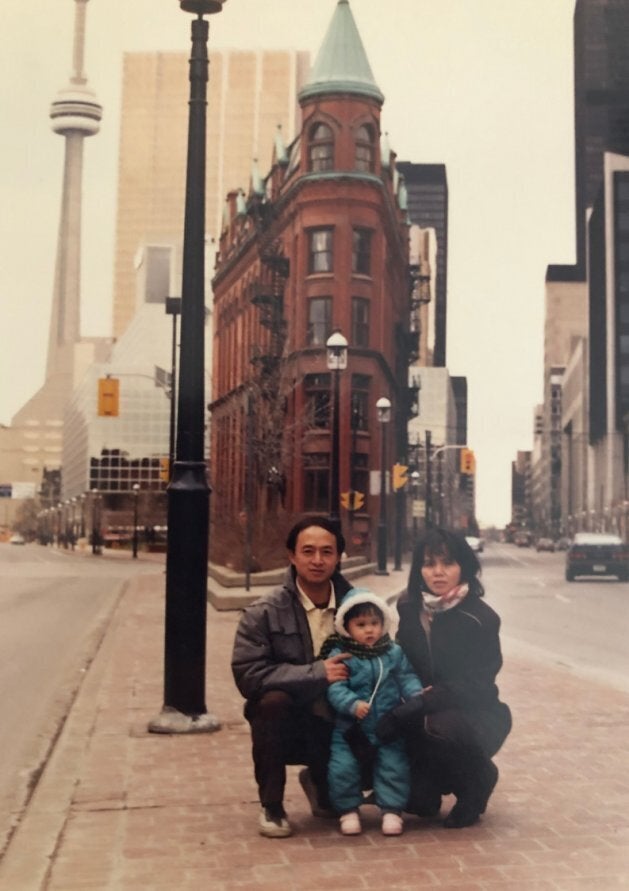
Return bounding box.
[231,566,352,706]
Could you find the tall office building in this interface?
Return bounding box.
[112,49,309,339]
[573,0,629,271]
[396,162,448,367]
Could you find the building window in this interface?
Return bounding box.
[355,124,374,172]
[352,228,371,275]
[351,297,370,347]
[351,374,370,432]
[303,453,330,512]
[308,228,334,273]
[351,453,370,507]
[304,373,331,428]
[308,122,334,172]
[307,297,332,345]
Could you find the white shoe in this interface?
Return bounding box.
[259,805,292,838]
[382,812,404,836]
[339,811,362,835]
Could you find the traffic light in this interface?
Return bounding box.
[392,463,408,490]
[460,447,476,474]
[97,377,119,417]
[340,490,365,511]
[159,457,170,481]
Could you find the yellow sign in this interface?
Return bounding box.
[97,377,119,417]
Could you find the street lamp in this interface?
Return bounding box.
[375,396,391,575]
[149,0,225,735]
[326,330,348,527]
[411,470,420,539]
[132,483,140,559]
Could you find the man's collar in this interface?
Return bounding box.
[296,578,336,611]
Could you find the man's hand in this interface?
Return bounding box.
[354,700,370,720]
[323,652,351,683]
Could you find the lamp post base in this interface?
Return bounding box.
[148,706,221,735]
[374,569,389,576]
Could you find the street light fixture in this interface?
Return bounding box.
[410,470,420,539]
[375,396,391,575]
[326,330,348,526]
[132,483,140,559]
[149,0,225,735]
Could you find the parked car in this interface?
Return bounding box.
[555,537,571,551]
[536,537,555,552]
[9,533,25,545]
[465,535,483,553]
[514,531,532,547]
[565,532,628,582]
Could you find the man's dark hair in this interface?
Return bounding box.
[285,516,346,556]
[343,601,384,629]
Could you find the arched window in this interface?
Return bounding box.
[308,123,334,172]
[355,124,374,172]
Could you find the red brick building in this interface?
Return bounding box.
[210,0,412,564]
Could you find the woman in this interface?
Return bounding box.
[376,528,512,828]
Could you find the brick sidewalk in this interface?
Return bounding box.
[1,569,628,890]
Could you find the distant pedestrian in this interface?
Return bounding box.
[321,588,423,836]
[376,528,512,828]
[231,516,353,838]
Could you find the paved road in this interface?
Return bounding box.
[0,542,158,855]
[480,541,629,691]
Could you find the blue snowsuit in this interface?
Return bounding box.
[326,642,423,813]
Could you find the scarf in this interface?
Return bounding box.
[422,583,469,616]
[319,631,393,660]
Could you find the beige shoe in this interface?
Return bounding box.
[259,805,292,838]
[382,812,404,836]
[339,810,362,835]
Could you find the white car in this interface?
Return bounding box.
[465,535,483,553]
[9,533,26,545]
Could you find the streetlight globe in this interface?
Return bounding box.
[326,329,348,370]
[376,396,391,424]
[133,483,140,493]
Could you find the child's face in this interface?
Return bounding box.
[346,611,384,647]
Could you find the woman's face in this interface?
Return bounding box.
[420,549,462,597]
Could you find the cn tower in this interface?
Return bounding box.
[46,0,102,384]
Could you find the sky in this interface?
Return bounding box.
[0,0,577,527]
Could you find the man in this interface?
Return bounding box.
[231,516,352,838]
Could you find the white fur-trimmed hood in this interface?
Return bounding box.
[334,587,398,638]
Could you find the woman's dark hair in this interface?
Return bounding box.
[408,527,484,601]
[286,516,346,556]
[343,601,384,629]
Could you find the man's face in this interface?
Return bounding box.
[289,525,339,590]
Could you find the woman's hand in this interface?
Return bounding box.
[354,700,370,720]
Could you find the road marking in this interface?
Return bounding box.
[555,592,571,604]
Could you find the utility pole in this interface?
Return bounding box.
[425,429,432,529]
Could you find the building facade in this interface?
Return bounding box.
[209,0,412,565]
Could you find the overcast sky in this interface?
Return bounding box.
[0,0,576,526]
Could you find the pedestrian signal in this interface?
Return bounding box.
[97,377,119,417]
[392,463,408,490]
[460,448,475,474]
[159,457,170,481]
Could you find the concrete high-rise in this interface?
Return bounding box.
[112,49,309,339]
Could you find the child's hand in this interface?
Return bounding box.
[354,701,370,720]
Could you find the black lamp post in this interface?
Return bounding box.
[411,470,420,540]
[326,330,348,527]
[375,396,391,575]
[91,489,102,555]
[149,0,224,735]
[132,483,140,559]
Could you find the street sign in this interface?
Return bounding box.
[412,499,426,518]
